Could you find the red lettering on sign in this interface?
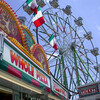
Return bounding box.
[81,87,98,95]
[10,50,19,66]
[10,50,34,77]
[53,83,67,97]
[36,70,48,85]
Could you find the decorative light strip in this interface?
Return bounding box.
[22,25,36,44]
[30,44,50,74]
[0,0,24,46]
[8,37,43,69]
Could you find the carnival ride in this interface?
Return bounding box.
[34,4,99,99]
[0,0,100,99]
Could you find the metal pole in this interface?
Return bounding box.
[99,66,100,81]
[96,56,100,81]
[75,49,94,82]
[99,65,100,81]
[0,32,4,60]
[36,27,39,44]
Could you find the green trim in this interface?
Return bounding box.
[0,60,8,72]
[51,90,68,100]
[40,83,46,90]
[22,72,32,83]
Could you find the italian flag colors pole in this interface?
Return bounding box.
[32,6,45,27]
[48,34,57,50]
[26,0,37,14]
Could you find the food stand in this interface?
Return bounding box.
[0,0,69,100]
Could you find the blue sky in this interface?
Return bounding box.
[64,0,100,47]
[59,0,100,62]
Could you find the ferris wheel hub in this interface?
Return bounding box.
[71,42,76,50]
[59,48,66,55]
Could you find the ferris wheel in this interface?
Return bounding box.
[4,0,99,99]
[31,1,99,99]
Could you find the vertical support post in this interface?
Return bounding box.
[96,57,100,81]
[36,27,39,44]
[99,65,100,81]
[0,32,4,60]
[12,91,14,100]
[51,76,53,91]
[13,91,20,100]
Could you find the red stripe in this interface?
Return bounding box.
[30,6,37,14]
[8,65,22,78]
[33,16,45,27]
[53,43,57,50]
[61,96,64,100]
[45,87,51,93]
[32,79,40,87]
[55,92,59,97]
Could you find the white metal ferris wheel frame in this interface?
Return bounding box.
[33,5,100,99]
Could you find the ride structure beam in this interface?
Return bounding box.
[56,59,61,78]
[74,48,80,86]
[36,27,39,44]
[74,49,94,82]
[61,56,68,88]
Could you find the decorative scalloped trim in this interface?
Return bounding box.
[0,0,25,46]
[8,37,43,69]
[22,25,36,50]
[30,44,50,74]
